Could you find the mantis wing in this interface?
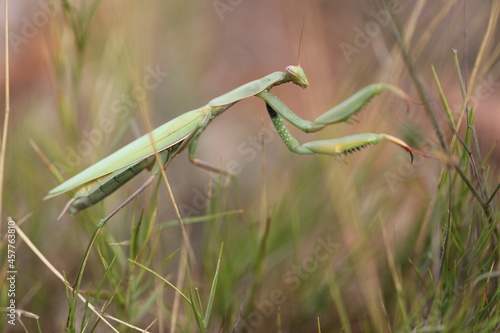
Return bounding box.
[46,107,210,199]
[47,71,288,200]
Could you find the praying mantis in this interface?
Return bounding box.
[45,65,429,220]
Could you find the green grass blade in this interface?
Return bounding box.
[129,209,144,260]
[188,286,206,333]
[195,288,204,319]
[431,65,456,133]
[128,259,191,305]
[159,210,243,229]
[203,243,223,329]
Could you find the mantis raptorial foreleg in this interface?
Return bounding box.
[258,84,409,133]
[258,89,425,161]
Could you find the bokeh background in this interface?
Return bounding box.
[0,0,499,332]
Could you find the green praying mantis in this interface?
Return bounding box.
[45,65,429,221]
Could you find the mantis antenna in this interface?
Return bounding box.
[297,18,306,66]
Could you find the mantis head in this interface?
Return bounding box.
[286,65,309,88]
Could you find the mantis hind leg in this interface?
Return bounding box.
[98,174,157,225]
[187,128,232,175]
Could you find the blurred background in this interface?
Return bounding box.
[0,0,499,332]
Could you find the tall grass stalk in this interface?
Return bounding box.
[0,0,10,235]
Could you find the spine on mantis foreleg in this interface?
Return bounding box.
[301,133,385,156]
[301,133,422,162]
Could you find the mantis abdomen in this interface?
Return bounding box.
[66,148,174,216]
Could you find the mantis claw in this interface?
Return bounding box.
[383,134,434,163]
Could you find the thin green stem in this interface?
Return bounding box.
[129,259,192,305]
[486,183,500,206]
[452,50,486,197]
[453,166,484,208]
[388,11,446,150]
[452,49,467,100]
[389,3,495,228]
